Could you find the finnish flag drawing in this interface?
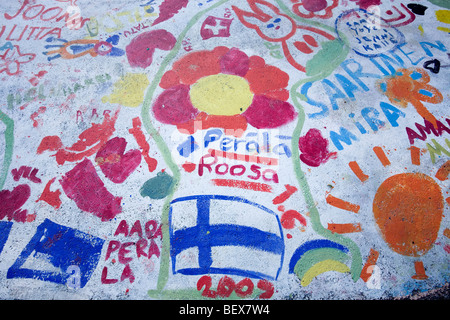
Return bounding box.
[169,195,285,280]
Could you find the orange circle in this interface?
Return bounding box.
[373,173,444,257]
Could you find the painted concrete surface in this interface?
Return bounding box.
[0,0,449,300]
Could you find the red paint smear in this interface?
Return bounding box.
[37,135,63,154]
[351,0,381,10]
[11,166,42,183]
[59,158,122,222]
[245,62,289,101]
[360,248,379,282]
[129,117,158,172]
[444,245,450,254]
[177,112,248,137]
[126,30,176,68]
[128,119,153,164]
[30,106,46,127]
[242,95,297,129]
[36,177,62,209]
[95,137,141,184]
[28,70,48,86]
[0,184,32,223]
[182,162,196,173]
[37,110,119,165]
[153,84,199,125]
[152,0,188,26]
[29,77,39,86]
[212,179,273,192]
[272,184,298,204]
[280,209,307,229]
[299,128,337,167]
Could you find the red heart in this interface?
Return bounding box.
[0,184,31,222]
[95,137,141,183]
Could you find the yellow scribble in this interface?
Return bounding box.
[436,10,450,23]
[418,25,424,35]
[301,259,350,286]
[436,10,450,33]
[189,74,254,116]
[102,73,149,107]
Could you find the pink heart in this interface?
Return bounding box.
[0,184,31,222]
[95,137,141,183]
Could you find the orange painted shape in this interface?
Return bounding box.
[373,146,391,167]
[57,39,100,59]
[373,173,444,257]
[348,161,369,182]
[412,261,428,280]
[444,228,450,239]
[326,194,360,213]
[360,248,380,282]
[409,146,421,166]
[435,160,450,181]
[327,223,362,234]
[380,68,442,129]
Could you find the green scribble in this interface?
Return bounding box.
[140,171,175,199]
[0,109,14,190]
[305,39,348,78]
[427,0,450,9]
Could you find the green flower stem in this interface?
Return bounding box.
[0,109,14,190]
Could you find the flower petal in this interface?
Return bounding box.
[220,47,250,77]
[169,46,229,85]
[245,63,290,99]
[152,84,199,125]
[243,95,297,129]
[159,69,181,89]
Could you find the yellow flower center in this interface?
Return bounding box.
[189,74,254,116]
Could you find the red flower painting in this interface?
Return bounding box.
[152,46,297,136]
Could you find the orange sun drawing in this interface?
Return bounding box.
[325,146,449,282]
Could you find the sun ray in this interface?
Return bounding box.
[412,261,429,280]
[326,194,360,213]
[373,146,391,167]
[348,161,369,182]
[327,223,362,234]
[409,146,422,166]
[360,248,380,282]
